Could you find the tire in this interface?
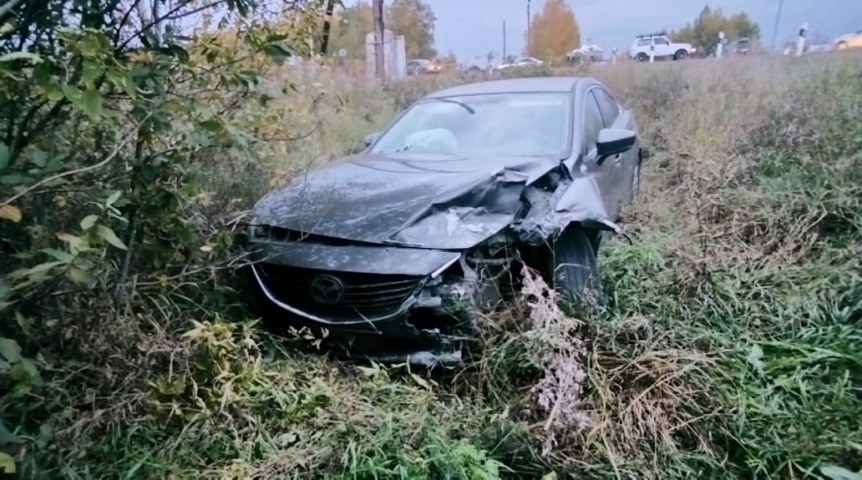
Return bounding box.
[636,52,649,62]
[674,49,689,60]
[551,228,604,309]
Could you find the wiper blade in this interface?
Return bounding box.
[418,97,476,114]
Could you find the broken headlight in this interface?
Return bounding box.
[248,223,272,240]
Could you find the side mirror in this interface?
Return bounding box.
[364,132,380,148]
[596,128,637,165]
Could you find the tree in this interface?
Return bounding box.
[439,51,458,68]
[0,1,323,472]
[328,0,436,60]
[328,2,374,59]
[669,24,696,45]
[669,5,760,55]
[526,0,580,62]
[726,12,760,40]
[388,0,437,58]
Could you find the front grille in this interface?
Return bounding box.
[258,264,423,321]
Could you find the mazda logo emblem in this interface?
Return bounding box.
[309,274,345,305]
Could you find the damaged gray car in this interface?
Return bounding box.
[243,77,646,367]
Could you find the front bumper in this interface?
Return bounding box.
[244,239,504,367]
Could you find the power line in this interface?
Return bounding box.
[771,0,784,50]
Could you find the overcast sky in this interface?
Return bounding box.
[365,0,861,63]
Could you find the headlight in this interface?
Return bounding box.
[248,223,271,240]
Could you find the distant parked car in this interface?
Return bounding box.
[407,59,442,75]
[833,30,862,50]
[567,45,604,64]
[629,33,695,61]
[734,37,753,55]
[243,77,646,367]
[496,57,543,70]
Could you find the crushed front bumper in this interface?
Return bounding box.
[245,240,493,368]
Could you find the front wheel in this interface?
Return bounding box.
[551,228,604,309]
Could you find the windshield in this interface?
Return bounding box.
[370,92,572,157]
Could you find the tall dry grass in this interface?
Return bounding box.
[4,52,862,479]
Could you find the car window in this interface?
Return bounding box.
[637,38,650,47]
[583,92,603,153]
[592,89,619,127]
[371,92,572,158]
[655,37,669,45]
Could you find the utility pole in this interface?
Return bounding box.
[771,0,784,51]
[372,0,385,80]
[320,0,336,55]
[503,21,507,60]
[526,0,531,55]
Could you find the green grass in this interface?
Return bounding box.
[4,53,862,479]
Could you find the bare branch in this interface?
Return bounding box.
[119,0,227,51]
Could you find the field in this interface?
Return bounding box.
[3,51,862,479]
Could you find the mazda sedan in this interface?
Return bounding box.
[244,77,646,367]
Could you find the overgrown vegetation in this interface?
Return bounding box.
[1,1,861,476]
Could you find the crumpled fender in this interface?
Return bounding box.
[512,175,621,245]
[389,169,531,249]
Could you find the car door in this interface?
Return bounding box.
[578,90,623,220]
[593,87,636,205]
[654,36,671,57]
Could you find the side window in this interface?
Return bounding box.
[593,89,620,127]
[656,37,669,45]
[583,92,604,153]
[637,38,650,47]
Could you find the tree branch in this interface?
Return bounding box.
[118,0,227,52]
[1,111,154,207]
[0,0,25,20]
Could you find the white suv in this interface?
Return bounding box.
[629,34,695,61]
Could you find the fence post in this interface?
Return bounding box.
[612,47,617,65]
[716,31,724,58]
[795,22,808,57]
[649,42,655,63]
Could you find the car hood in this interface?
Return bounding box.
[252,152,563,250]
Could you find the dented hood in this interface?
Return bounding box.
[252,152,562,250]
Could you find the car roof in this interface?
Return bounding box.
[425,77,585,98]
